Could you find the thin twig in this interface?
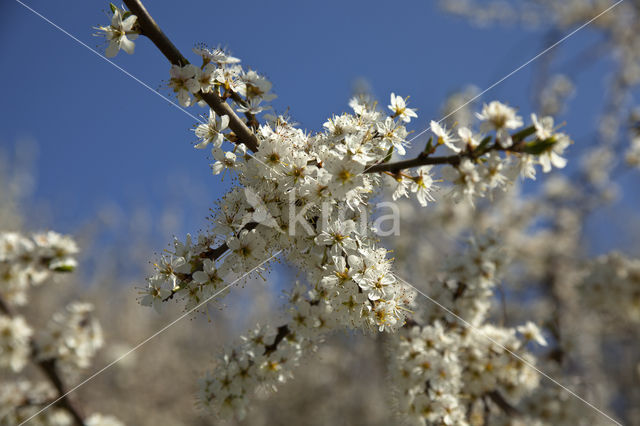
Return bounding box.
[487,390,521,417]
[0,296,86,425]
[122,0,259,152]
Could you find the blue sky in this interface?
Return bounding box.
[0,0,627,253]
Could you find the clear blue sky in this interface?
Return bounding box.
[0,0,625,251]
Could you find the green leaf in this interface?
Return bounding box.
[422,136,434,154]
[475,135,492,153]
[511,125,536,144]
[383,146,394,163]
[53,264,75,273]
[109,3,117,13]
[522,138,556,155]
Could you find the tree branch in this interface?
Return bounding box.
[0,296,86,425]
[365,126,538,174]
[122,0,260,152]
[36,358,86,426]
[163,222,260,302]
[263,325,290,356]
[487,390,521,417]
[365,152,464,173]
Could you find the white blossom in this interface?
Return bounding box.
[431,120,461,153]
[476,101,523,147]
[169,64,201,107]
[195,109,229,149]
[517,321,548,346]
[389,93,418,123]
[95,6,138,58]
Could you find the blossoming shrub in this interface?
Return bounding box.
[90,1,639,424]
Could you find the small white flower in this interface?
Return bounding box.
[211,147,243,175]
[477,101,523,130]
[195,110,229,149]
[388,93,418,123]
[197,63,217,93]
[531,113,554,140]
[516,153,537,180]
[240,70,276,101]
[476,101,523,147]
[0,315,32,372]
[377,117,409,155]
[457,126,479,150]
[236,98,265,115]
[517,321,548,346]
[192,259,223,286]
[323,153,365,199]
[431,121,460,153]
[86,413,125,426]
[95,7,138,58]
[226,229,266,272]
[193,46,241,64]
[442,159,483,204]
[410,166,437,206]
[539,133,571,173]
[169,64,201,107]
[391,175,409,200]
[315,220,358,254]
[155,255,189,290]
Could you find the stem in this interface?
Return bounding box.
[122,0,260,152]
[263,325,290,355]
[487,390,521,417]
[365,134,531,174]
[163,222,260,302]
[36,358,86,426]
[0,297,86,425]
[365,152,463,173]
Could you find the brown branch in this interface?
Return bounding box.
[227,91,259,130]
[487,390,521,417]
[0,297,86,425]
[263,325,290,356]
[365,152,464,173]
[36,358,86,426]
[163,222,260,302]
[122,0,260,152]
[0,297,13,316]
[365,126,536,174]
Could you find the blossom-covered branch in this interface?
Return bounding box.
[92,2,592,423]
[120,0,260,151]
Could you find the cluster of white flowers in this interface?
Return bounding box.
[580,252,640,323]
[166,45,275,112]
[197,283,323,419]
[96,4,581,422]
[435,107,571,205]
[139,93,430,418]
[0,315,32,372]
[0,231,78,306]
[0,231,122,425]
[0,381,65,425]
[0,378,123,426]
[441,0,640,148]
[0,379,123,426]
[388,235,544,425]
[36,302,104,371]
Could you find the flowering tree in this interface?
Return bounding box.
[91,1,602,424]
[5,0,635,424]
